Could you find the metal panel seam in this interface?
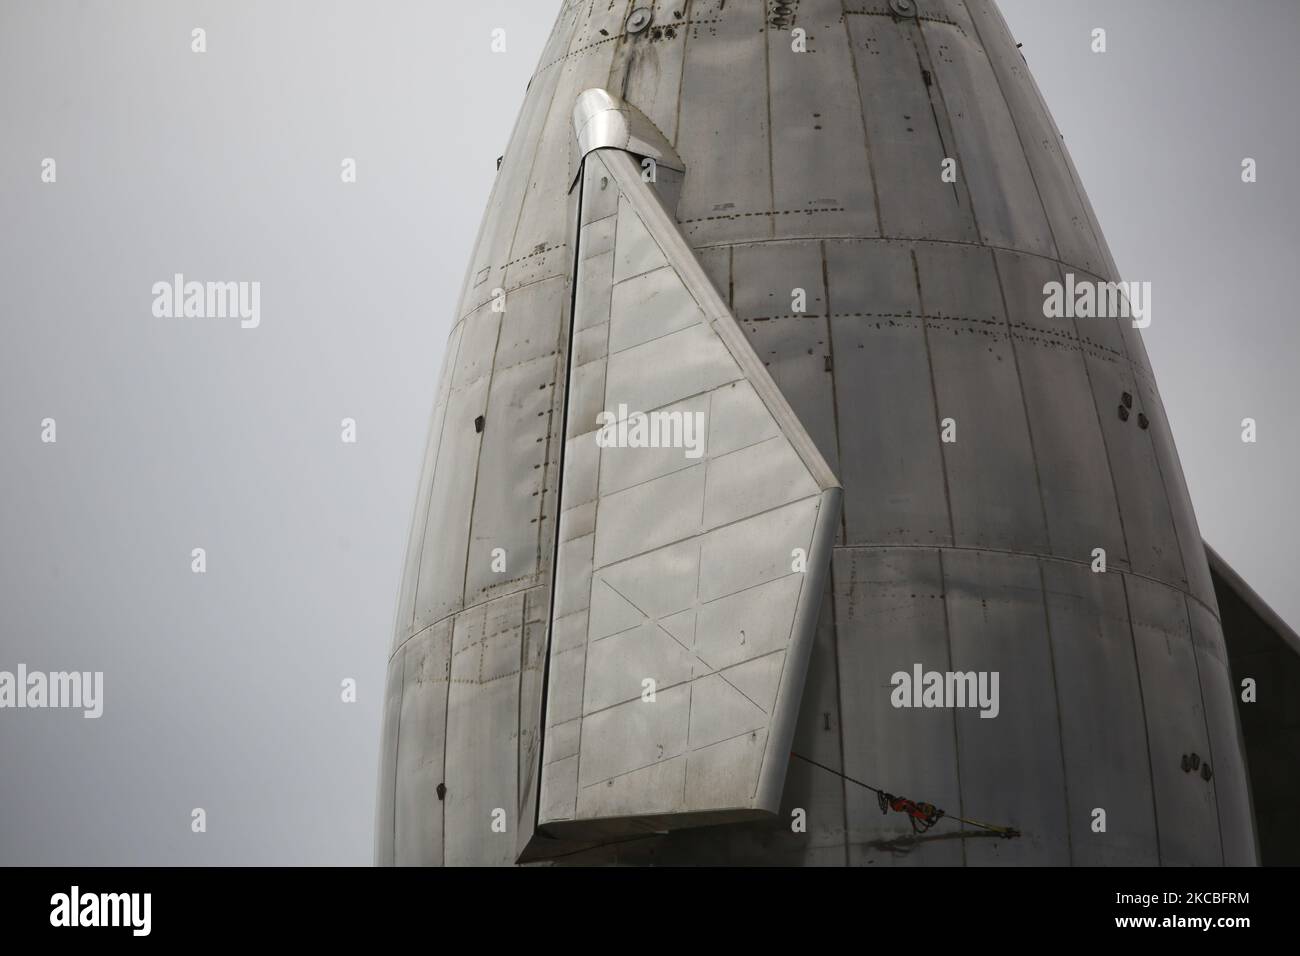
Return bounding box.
[756,486,844,812]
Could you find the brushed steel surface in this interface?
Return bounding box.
[1127,573,1222,866]
[394,620,451,867]
[378,0,1258,866]
[572,88,684,175]
[1040,560,1159,865]
[538,148,841,837]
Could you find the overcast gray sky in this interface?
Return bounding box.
[1,0,1296,865]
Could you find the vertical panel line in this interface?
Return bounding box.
[532,159,588,846]
[1183,593,1228,865]
[1120,574,1164,865]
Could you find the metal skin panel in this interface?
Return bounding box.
[915,241,1048,554]
[411,371,488,630]
[964,0,1105,275]
[1060,268,1134,367]
[394,620,452,867]
[506,26,622,294]
[694,245,731,305]
[457,5,579,317]
[490,273,570,374]
[462,350,559,605]
[730,241,841,476]
[836,547,962,867]
[1104,300,1208,604]
[843,10,980,244]
[1126,574,1222,866]
[996,250,1126,564]
[1040,561,1159,866]
[675,0,773,247]
[919,12,1057,259]
[825,239,950,548]
[1136,373,1219,609]
[1082,349,1187,586]
[378,0,1257,866]
[514,590,552,862]
[617,8,690,147]
[392,320,463,651]
[767,0,879,242]
[1187,598,1259,866]
[373,649,402,866]
[730,240,827,326]
[537,145,842,838]
[943,549,1069,865]
[736,315,841,481]
[783,585,851,861]
[443,594,528,867]
[980,0,1126,282]
[563,583,849,867]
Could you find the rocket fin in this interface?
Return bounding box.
[535,140,841,843]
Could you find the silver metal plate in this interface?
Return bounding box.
[538,143,841,837]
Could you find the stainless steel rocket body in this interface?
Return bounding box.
[376,0,1256,866]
